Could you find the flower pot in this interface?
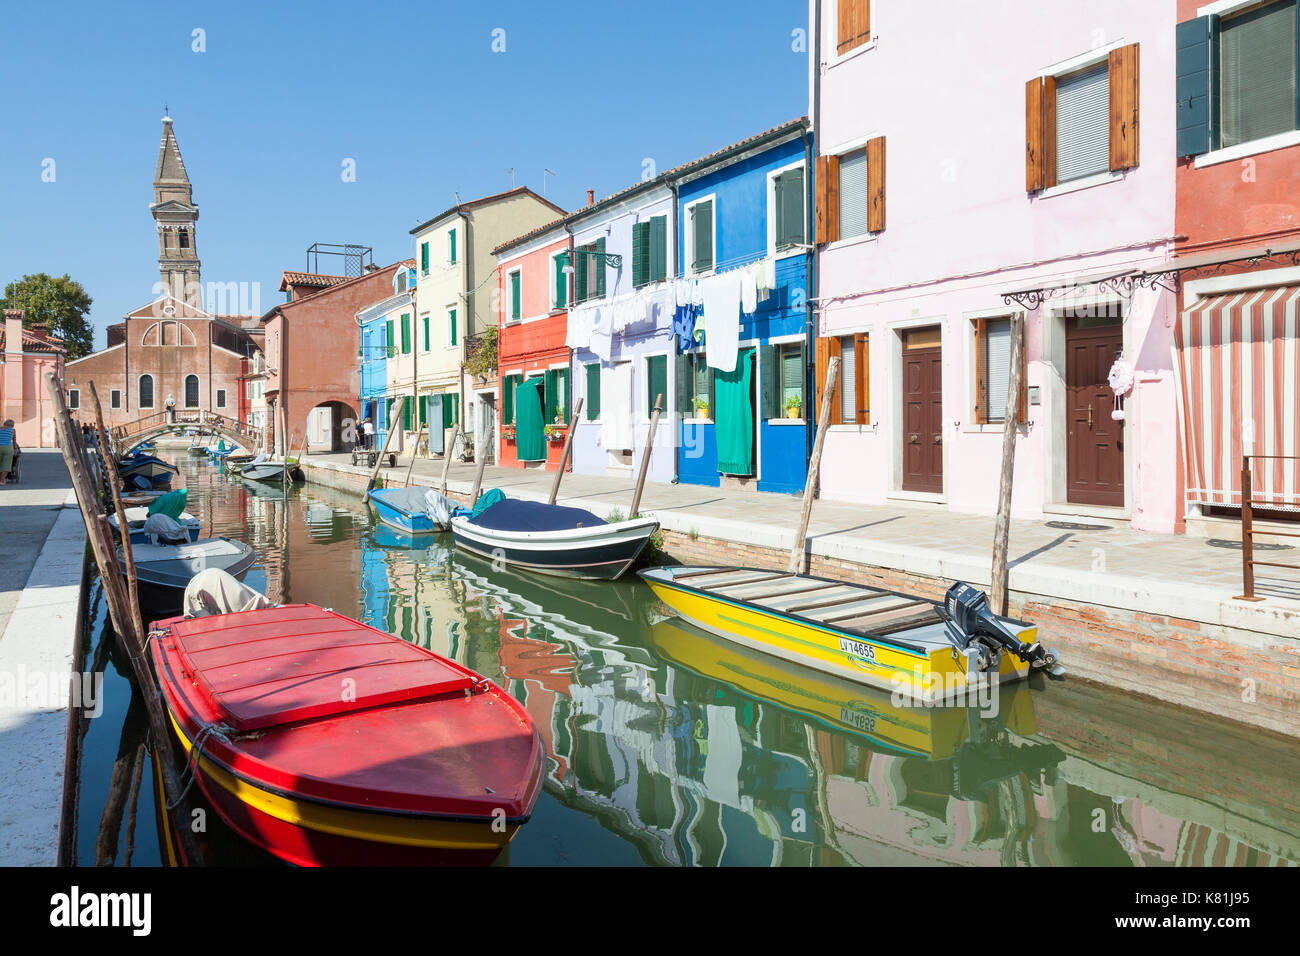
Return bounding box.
[786,407,801,419]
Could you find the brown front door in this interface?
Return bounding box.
[1065,316,1124,506]
[902,328,943,493]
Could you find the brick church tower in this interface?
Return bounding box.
[151,116,202,309]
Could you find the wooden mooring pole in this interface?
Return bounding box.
[469,417,494,508]
[629,394,663,519]
[367,396,405,493]
[43,373,205,865]
[990,312,1025,616]
[788,357,840,574]
[547,398,583,505]
[439,424,460,495]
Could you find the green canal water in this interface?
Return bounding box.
[74,459,1300,866]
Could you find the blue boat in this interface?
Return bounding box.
[366,487,449,535]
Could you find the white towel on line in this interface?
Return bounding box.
[589,307,613,363]
[740,266,758,314]
[702,273,741,373]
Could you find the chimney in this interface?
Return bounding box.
[587,189,594,207]
[4,310,23,357]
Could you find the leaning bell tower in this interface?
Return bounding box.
[150,116,202,309]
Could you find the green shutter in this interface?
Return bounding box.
[418,395,426,426]
[650,215,667,282]
[586,363,601,420]
[781,168,804,248]
[449,309,457,345]
[449,229,456,263]
[574,249,588,303]
[675,352,692,414]
[441,393,452,429]
[401,314,410,354]
[403,396,413,431]
[692,202,713,272]
[554,254,568,309]
[503,376,516,424]
[421,241,429,272]
[558,367,569,421]
[544,369,558,422]
[385,397,394,430]
[386,319,394,357]
[760,345,779,419]
[632,221,651,288]
[422,315,430,351]
[510,272,521,319]
[647,355,667,414]
[595,238,607,298]
[1177,17,1215,157]
[783,341,806,412]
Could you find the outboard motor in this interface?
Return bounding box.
[938,582,1065,679]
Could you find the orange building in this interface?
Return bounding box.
[1,309,66,447]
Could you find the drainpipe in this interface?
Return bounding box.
[807,0,822,469]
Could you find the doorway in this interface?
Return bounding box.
[901,327,943,493]
[1065,314,1124,506]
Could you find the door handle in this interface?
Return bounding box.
[909,434,919,444]
[933,435,942,445]
[1088,405,1093,429]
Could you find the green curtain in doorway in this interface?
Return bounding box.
[515,378,546,462]
[714,348,754,476]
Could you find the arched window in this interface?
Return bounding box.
[139,375,154,409]
[185,374,199,408]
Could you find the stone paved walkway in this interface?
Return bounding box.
[306,451,1300,636]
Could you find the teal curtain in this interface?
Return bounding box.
[515,378,546,462]
[714,348,754,476]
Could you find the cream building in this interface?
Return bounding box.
[405,187,564,459]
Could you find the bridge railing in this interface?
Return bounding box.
[112,409,265,446]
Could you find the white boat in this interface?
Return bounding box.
[123,538,257,617]
[239,456,300,483]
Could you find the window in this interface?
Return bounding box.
[400,313,411,354]
[632,215,668,288]
[216,388,226,409]
[508,270,522,321]
[421,241,429,275]
[386,319,394,357]
[815,335,869,425]
[584,362,601,420]
[442,393,460,429]
[836,0,871,56]
[574,239,606,303]
[448,308,458,346]
[973,317,1027,424]
[68,388,79,410]
[185,374,199,408]
[447,229,457,265]
[645,354,667,415]
[676,352,713,418]
[816,138,885,243]
[1220,1,1298,148]
[502,373,522,424]
[1026,44,1139,189]
[139,375,154,409]
[687,199,714,274]
[178,230,189,249]
[761,342,806,419]
[771,165,806,252]
[544,368,569,422]
[110,389,121,410]
[422,314,430,351]
[552,253,568,310]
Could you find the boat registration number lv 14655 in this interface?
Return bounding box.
[838,637,877,662]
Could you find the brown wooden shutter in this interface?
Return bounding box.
[973,318,987,424]
[816,155,840,245]
[815,156,830,245]
[1025,78,1045,192]
[814,335,829,422]
[1043,75,1058,189]
[854,332,869,424]
[1108,43,1140,171]
[866,136,886,233]
[837,0,871,55]
[828,336,843,425]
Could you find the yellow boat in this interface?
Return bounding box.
[637,567,1063,704]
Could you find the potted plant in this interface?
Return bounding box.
[544,423,566,442]
[785,396,802,419]
[502,423,516,441]
[692,396,710,419]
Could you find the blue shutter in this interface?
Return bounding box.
[1177,16,1215,157]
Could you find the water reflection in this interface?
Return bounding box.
[78,460,1300,866]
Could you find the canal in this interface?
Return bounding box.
[73,458,1300,866]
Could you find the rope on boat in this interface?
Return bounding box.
[167,720,236,809]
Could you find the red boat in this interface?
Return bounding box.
[148,604,544,866]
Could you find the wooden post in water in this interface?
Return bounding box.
[547,398,584,505]
[89,383,145,642]
[468,417,493,508]
[990,312,1025,616]
[43,373,205,865]
[439,424,460,495]
[629,394,663,519]
[367,396,405,493]
[406,425,428,488]
[788,357,840,574]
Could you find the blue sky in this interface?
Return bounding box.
[0,0,808,348]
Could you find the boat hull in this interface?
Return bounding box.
[127,539,257,617]
[451,514,659,580]
[240,463,291,483]
[368,493,439,535]
[639,567,1031,703]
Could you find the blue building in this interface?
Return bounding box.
[674,118,813,495]
[356,269,414,454]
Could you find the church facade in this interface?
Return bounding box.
[66,117,262,431]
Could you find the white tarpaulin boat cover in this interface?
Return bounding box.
[183,568,273,618]
[142,513,189,545]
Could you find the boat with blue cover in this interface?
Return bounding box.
[366,486,457,535]
[450,497,658,581]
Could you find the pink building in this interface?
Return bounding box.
[809,0,1180,532]
[1,309,66,448]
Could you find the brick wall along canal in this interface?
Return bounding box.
[72,459,1300,866]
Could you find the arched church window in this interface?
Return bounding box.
[139,375,154,409]
[185,374,199,408]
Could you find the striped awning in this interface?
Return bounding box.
[1173,287,1300,511]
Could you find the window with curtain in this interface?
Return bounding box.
[185,374,199,408]
[1055,61,1110,183]
[837,335,858,421]
[978,318,1012,422]
[838,150,868,239]
[1220,0,1298,148]
[780,343,804,411]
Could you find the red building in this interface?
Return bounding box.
[493,222,573,471]
[1172,0,1300,532]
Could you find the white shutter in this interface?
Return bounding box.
[985,319,1011,422]
[837,150,868,239]
[838,335,857,421]
[1221,2,1298,148]
[1056,62,1110,183]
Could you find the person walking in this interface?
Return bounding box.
[361,416,375,451]
[0,420,17,485]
